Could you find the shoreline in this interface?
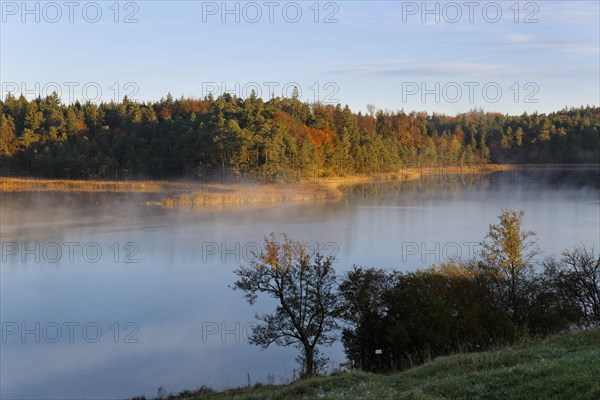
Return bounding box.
[1,164,596,209]
[0,164,514,192]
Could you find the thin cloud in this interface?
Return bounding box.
[329,61,531,78]
[538,1,600,25]
[485,34,599,55]
[503,34,534,44]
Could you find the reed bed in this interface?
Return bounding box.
[0,164,514,210]
[317,164,513,187]
[161,183,343,209]
[0,177,200,193]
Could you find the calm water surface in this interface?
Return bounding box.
[1,169,599,399]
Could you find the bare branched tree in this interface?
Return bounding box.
[559,246,600,325]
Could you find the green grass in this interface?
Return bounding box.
[168,329,600,400]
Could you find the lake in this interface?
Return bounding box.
[1,168,599,399]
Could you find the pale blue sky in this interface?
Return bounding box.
[1,0,598,114]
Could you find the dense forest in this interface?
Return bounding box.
[0,92,598,181]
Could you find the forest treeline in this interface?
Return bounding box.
[0,93,598,180]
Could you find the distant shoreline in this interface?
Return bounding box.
[1,164,597,209]
[0,164,511,192]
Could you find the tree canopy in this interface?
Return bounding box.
[232,234,339,377]
[1,93,598,180]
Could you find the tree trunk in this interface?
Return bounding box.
[302,344,315,378]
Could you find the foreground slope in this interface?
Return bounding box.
[170,328,600,400]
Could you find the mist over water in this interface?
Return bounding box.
[1,169,599,399]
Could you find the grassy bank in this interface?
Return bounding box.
[152,328,600,400]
